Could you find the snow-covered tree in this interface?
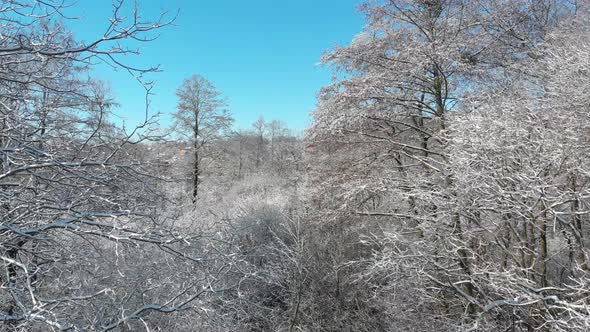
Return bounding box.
[173,74,233,199]
[0,2,224,330]
[306,0,583,330]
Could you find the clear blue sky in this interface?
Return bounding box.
[68,0,365,131]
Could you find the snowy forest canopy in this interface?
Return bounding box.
[1,1,590,331]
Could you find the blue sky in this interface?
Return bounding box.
[68,0,365,131]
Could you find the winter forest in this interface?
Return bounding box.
[1,0,590,331]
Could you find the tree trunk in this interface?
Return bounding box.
[193,131,200,201]
[539,212,548,287]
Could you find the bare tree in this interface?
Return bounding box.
[268,120,287,169]
[305,0,582,330]
[252,116,266,170]
[173,74,233,200]
[0,1,233,330]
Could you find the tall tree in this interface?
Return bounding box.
[173,74,233,199]
[268,120,287,167]
[306,0,580,329]
[252,116,266,170]
[0,1,223,330]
